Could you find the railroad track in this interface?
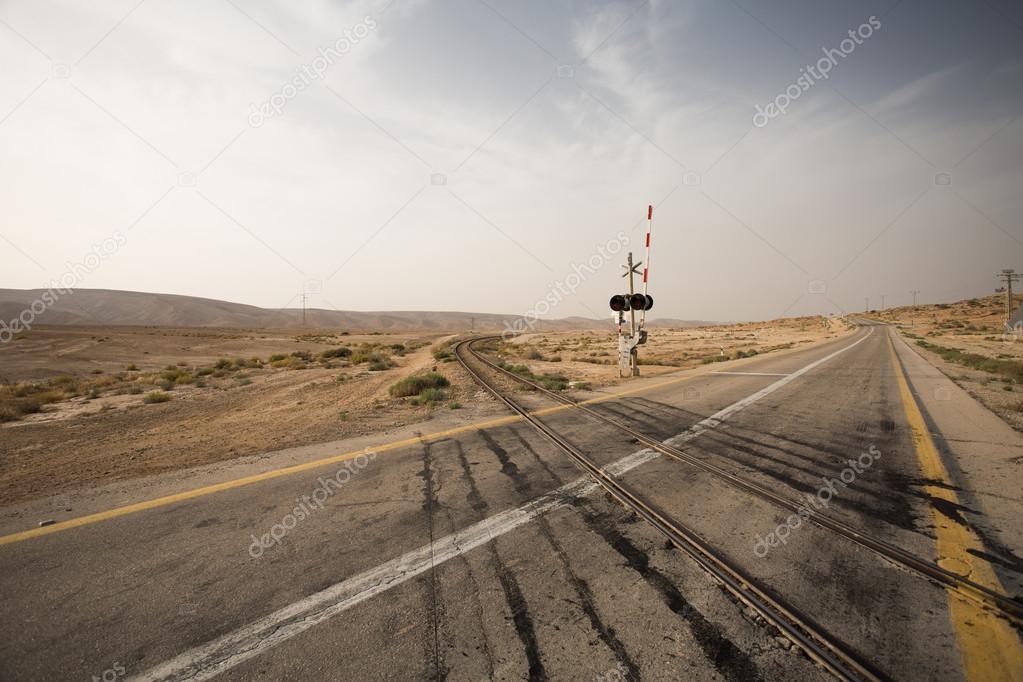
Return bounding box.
[453,338,888,682]
[461,336,1023,627]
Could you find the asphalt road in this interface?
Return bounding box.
[1,322,1021,681]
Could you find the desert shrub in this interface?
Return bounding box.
[448,401,462,409]
[498,363,531,376]
[389,372,450,398]
[432,347,453,361]
[524,349,543,360]
[537,373,568,391]
[916,340,1023,383]
[125,364,138,371]
[269,353,288,362]
[320,347,351,359]
[143,391,172,404]
[701,355,730,364]
[0,382,70,421]
[48,376,80,395]
[128,385,144,395]
[368,361,390,371]
[161,368,187,382]
[548,356,562,362]
[411,387,448,405]
[271,356,307,370]
[158,379,175,391]
[290,351,313,362]
[353,351,393,369]
[237,377,253,386]
[196,367,215,377]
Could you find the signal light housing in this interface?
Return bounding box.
[629,293,653,311]
[609,294,629,312]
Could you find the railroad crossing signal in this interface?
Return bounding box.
[609,294,653,312]
[631,293,653,311]
[611,205,655,377]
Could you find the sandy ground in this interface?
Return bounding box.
[876,294,1023,431]
[493,314,850,384]
[0,317,842,505]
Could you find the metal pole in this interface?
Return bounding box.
[864,298,869,313]
[627,252,637,376]
[641,205,652,328]
[997,270,1019,327]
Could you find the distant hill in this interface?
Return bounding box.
[0,289,713,332]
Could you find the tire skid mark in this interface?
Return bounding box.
[451,437,546,681]
[477,429,641,681]
[418,440,448,681]
[506,427,565,486]
[577,503,765,682]
[437,439,495,680]
[591,403,676,441]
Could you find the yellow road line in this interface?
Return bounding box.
[888,333,1023,681]
[0,330,855,548]
[0,370,709,547]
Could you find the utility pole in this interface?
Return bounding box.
[909,290,920,326]
[864,297,869,313]
[880,294,887,310]
[998,269,1020,326]
[300,293,308,326]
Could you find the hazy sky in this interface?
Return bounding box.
[2,0,1022,321]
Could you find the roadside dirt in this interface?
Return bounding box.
[880,294,1023,432]
[0,318,841,505]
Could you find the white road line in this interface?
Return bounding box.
[133,327,873,682]
[711,371,791,376]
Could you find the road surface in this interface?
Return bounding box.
[1,321,1021,681]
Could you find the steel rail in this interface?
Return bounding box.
[454,339,887,682]
[464,336,1023,625]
